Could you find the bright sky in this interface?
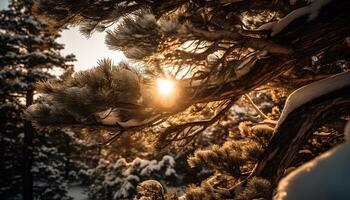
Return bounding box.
[1,0,125,72]
[0,0,8,9]
[57,27,126,71]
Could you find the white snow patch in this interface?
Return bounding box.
[276,71,350,128]
[67,185,88,200]
[275,121,350,200]
[65,130,75,137]
[259,0,333,36]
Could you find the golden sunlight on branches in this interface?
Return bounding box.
[16,0,350,199]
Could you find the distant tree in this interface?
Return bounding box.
[85,155,178,199]
[27,0,350,199]
[31,130,72,200]
[0,0,75,199]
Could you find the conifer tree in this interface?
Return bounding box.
[0,0,75,199]
[26,0,350,199]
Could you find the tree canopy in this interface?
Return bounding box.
[28,0,350,144]
[25,0,350,199]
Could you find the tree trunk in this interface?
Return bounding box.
[23,89,34,200]
[252,85,350,193]
[64,135,71,179]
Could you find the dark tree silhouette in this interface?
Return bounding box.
[0,0,75,199]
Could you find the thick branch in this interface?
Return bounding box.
[252,85,350,189]
[186,0,350,104]
[191,28,293,55]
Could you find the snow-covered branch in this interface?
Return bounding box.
[251,71,350,191]
[277,71,350,128]
[258,0,333,36]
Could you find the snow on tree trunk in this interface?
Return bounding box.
[251,72,350,194]
[276,71,350,128]
[258,0,334,36]
[274,121,350,200]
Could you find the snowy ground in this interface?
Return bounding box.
[67,185,88,200]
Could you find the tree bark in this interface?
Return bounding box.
[252,85,350,192]
[23,89,34,200]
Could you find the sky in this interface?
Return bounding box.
[0,0,8,9]
[57,28,125,72]
[1,0,125,72]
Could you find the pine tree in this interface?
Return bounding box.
[85,155,178,199]
[26,0,350,199]
[0,0,75,199]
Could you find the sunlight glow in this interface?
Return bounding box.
[157,79,175,97]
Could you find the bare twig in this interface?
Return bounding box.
[244,94,270,120]
[158,99,236,149]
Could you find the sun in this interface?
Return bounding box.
[157,78,175,97]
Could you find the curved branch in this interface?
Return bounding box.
[244,94,270,120]
[186,0,350,104]
[251,85,350,190]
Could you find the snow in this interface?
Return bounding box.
[114,182,133,199]
[276,71,350,128]
[274,121,350,200]
[88,155,177,199]
[138,155,176,177]
[25,18,40,27]
[67,185,88,200]
[114,158,128,169]
[65,130,75,137]
[259,0,333,36]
